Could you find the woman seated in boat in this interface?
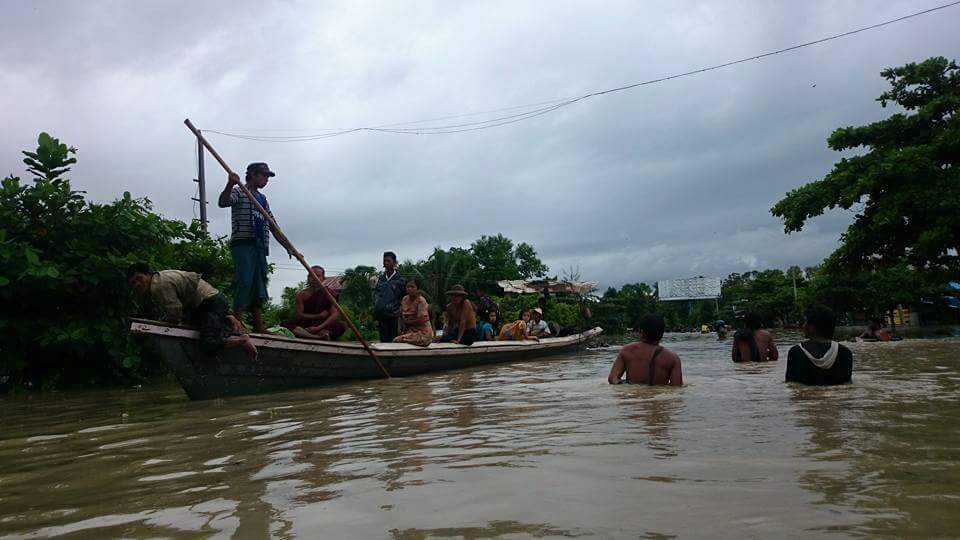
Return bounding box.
[394,278,434,347]
[497,309,539,341]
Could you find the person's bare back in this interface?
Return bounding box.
[608,341,683,386]
[732,326,779,362]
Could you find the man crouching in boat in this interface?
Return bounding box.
[608,314,683,386]
[127,263,257,360]
[281,266,346,341]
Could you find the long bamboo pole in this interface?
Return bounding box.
[184,118,391,379]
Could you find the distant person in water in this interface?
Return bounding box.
[281,266,346,341]
[859,317,892,342]
[394,278,433,347]
[716,319,728,340]
[786,305,853,386]
[608,314,683,386]
[732,312,778,362]
[127,264,256,360]
[437,285,478,345]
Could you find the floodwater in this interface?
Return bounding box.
[1,333,959,538]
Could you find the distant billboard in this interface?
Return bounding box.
[657,277,722,301]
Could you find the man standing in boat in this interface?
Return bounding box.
[217,162,300,334]
[127,264,257,359]
[608,314,683,386]
[373,251,406,342]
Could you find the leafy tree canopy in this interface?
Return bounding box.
[771,56,959,273]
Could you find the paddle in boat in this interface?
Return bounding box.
[130,318,603,400]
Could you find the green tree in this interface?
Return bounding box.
[0,133,234,391]
[470,234,548,290]
[772,57,959,273]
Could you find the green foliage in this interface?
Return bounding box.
[590,283,658,332]
[470,234,549,291]
[340,265,376,311]
[720,270,802,327]
[0,133,234,390]
[772,57,960,273]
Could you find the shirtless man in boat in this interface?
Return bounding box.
[608,314,683,386]
[281,266,347,340]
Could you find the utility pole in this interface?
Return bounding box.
[192,135,208,232]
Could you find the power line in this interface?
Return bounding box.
[204,1,959,143]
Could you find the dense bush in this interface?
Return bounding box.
[0,133,234,390]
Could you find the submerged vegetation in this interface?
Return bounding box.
[1,57,957,392]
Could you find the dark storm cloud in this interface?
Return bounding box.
[2,0,957,297]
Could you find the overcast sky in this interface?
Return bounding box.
[2,0,957,298]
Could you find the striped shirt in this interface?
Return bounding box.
[227,186,274,254]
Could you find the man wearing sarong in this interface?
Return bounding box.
[786,305,853,385]
[127,264,256,359]
[437,284,478,345]
[281,266,347,341]
[608,314,683,386]
[373,251,406,342]
[218,162,300,334]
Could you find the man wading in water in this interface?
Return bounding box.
[608,314,683,386]
[732,312,778,362]
[786,305,853,386]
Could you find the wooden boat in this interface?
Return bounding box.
[130,319,603,400]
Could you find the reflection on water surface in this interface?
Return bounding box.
[1,333,958,538]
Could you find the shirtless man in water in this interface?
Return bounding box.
[732,312,778,362]
[608,314,683,386]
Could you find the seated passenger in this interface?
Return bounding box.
[607,314,682,386]
[859,318,892,342]
[281,266,346,341]
[477,311,498,341]
[528,308,551,338]
[394,278,433,347]
[437,284,478,345]
[732,312,778,362]
[127,264,256,359]
[786,305,853,386]
[474,287,502,325]
[497,309,539,341]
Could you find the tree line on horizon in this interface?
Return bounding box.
[1,56,956,391]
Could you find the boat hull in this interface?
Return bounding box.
[130,319,603,400]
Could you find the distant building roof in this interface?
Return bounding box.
[497,279,597,295]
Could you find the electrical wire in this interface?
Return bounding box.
[203,1,960,143]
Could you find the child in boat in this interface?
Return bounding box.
[394,278,433,347]
[497,309,539,341]
[477,311,498,341]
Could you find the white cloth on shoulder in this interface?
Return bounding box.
[799,340,839,370]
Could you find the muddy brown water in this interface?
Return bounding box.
[1,333,958,538]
